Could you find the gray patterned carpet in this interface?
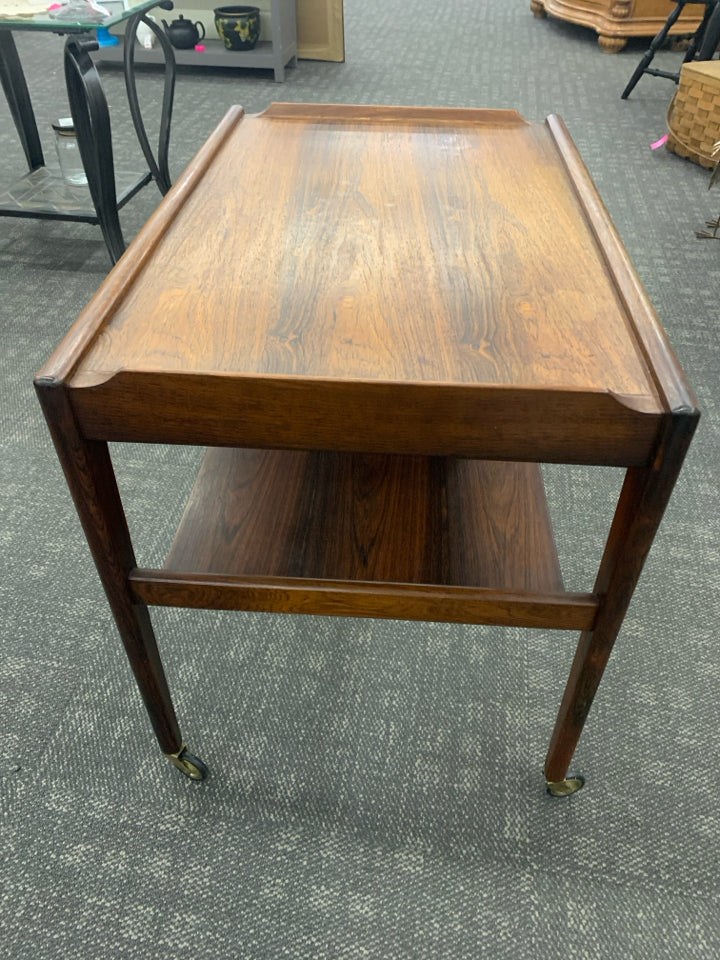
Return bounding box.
[1,1,719,957]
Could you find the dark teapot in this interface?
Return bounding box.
[161,14,206,49]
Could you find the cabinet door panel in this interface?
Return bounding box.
[297,0,344,61]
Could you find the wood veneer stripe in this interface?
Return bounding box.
[35,105,246,386]
[163,449,564,592]
[129,570,599,630]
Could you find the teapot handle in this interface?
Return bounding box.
[195,20,206,39]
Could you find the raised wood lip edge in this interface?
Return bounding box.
[64,372,665,465]
[33,105,246,388]
[545,113,699,417]
[259,101,531,125]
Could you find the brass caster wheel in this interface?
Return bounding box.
[546,773,585,797]
[166,745,209,781]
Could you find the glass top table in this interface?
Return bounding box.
[0,0,162,32]
[0,0,175,263]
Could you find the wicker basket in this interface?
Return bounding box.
[666,60,720,170]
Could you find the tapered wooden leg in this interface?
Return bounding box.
[34,378,184,757]
[544,409,698,787]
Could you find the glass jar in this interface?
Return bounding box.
[52,118,88,186]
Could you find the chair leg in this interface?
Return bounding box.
[696,0,720,59]
[696,215,720,238]
[63,36,125,264]
[621,0,691,99]
[123,12,176,196]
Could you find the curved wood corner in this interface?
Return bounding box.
[545,113,699,415]
[34,105,246,387]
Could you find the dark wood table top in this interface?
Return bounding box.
[38,103,696,465]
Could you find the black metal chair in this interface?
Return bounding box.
[621,0,720,100]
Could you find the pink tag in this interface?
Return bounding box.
[195,44,205,51]
[651,134,668,150]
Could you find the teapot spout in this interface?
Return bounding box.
[161,18,170,30]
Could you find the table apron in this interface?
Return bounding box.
[68,375,663,467]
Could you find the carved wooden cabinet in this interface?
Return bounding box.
[531,0,704,52]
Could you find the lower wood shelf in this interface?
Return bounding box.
[166,449,563,588]
[129,449,598,630]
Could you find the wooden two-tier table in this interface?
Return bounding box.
[35,103,699,795]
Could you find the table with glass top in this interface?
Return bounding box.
[0,0,175,262]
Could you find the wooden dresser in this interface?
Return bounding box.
[531,0,705,52]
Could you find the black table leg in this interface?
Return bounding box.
[0,30,44,171]
[64,35,125,264]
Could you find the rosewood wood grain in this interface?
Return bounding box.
[67,106,659,410]
[33,378,184,754]
[130,571,598,631]
[163,449,563,590]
